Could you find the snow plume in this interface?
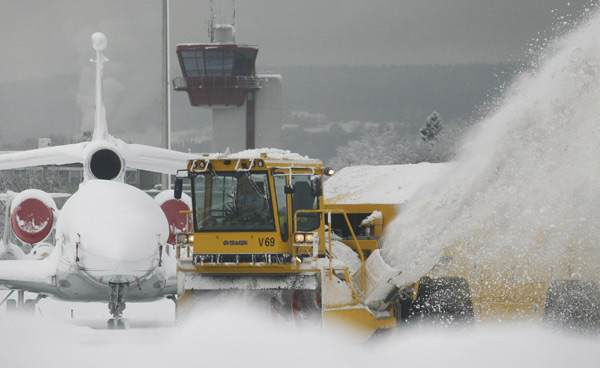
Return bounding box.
[382,6,600,285]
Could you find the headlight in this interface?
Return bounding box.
[176,233,193,244]
[305,233,314,243]
[294,234,305,243]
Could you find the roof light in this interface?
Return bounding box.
[324,167,335,176]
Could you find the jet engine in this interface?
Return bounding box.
[11,190,58,244]
[154,190,192,244]
[83,142,126,181]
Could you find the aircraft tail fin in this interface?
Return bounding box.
[91,32,109,142]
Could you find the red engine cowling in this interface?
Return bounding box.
[10,190,57,245]
[154,190,192,244]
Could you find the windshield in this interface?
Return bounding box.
[193,172,275,232]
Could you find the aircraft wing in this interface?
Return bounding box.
[0,143,86,170]
[0,250,59,294]
[118,141,196,175]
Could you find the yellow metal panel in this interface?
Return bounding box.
[323,307,396,338]
[193,232,287,254]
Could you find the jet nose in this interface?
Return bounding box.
[56,180,169,280]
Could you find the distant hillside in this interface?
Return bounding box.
[266,64,522,163]
[267,63,521,125]
[0,64,523,158]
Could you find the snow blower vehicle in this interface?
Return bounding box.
[172,149,421,337]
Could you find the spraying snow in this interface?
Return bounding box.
[382,8,600,285]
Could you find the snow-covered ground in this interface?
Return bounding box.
[0,293,599,368]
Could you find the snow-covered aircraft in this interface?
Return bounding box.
[0,32,195,328]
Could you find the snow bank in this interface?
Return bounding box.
[325,163,448,205]
[1,297,600,368]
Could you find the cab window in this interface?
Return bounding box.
[291,175,320,232]
[274,176,289,241]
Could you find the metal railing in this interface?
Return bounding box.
[293,209,366,299]
[172,76,262,91]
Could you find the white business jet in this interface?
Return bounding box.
[0,33,194,328]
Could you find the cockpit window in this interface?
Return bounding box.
[193,172,275,232]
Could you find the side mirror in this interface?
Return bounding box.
[174,178,183,199]
[284,184,295,194]
[310,176,322,196]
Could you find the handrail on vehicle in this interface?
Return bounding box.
[293,209,365,299]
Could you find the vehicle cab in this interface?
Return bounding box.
[175,149,329,273]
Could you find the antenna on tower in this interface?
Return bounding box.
[209,0,215,42]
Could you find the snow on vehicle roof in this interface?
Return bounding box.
[325,162,450,205]
[217,148,321,164]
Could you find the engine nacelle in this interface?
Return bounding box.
[83,141,125,181]
[154,190,192,244]
[30,242,54,260]
[11,190,57,245]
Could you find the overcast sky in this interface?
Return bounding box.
[0,0,597,82]
[0,0,597,146]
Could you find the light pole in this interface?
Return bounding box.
[161,0,171,190]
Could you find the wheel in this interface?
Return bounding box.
[115,319,127,329]
[543,280,600,332]
[405,276,474,325]
[6,299,16,313]
[107,318,118,329]
[23,299,36,315]
[292,290,321,325]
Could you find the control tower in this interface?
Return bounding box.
[173,4,282,152]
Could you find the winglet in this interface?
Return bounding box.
[91,32,109,141]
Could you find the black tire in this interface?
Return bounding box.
[6,299,16,313]
[23,299,36,315]
[405,276,474,325]
[543,280,600,332]
[116,319,127,329]
[107,318,117,329]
